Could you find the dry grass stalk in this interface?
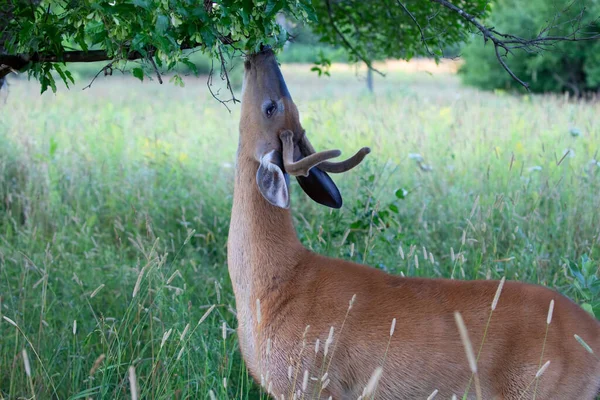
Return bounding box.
[427,389,439,400]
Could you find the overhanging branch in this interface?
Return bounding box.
[0,45,198,80]
[430,0,600,90]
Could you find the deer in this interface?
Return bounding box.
[227,47,600,400]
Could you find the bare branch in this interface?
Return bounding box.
[430,0,600,90]
[82,61,115,91]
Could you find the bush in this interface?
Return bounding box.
[459,0,600,95]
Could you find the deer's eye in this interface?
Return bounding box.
[264,101,277,118]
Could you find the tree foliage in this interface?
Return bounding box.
[0,0,599,94]
[459,0,600,95]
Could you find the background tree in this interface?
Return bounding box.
[1,0,599,96]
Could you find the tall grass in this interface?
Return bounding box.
[0,65,598,398]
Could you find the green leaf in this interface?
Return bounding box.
[156,14,169,35]
[131,0,150,10]
[395,188,407,199]
[132,67,144,81]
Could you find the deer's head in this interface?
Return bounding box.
[240,48,370,209]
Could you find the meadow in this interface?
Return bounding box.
[0,61,599,399]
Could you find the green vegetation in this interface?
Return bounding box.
[2,0,495,92]
[1,67,599,399]
[460,0,600,95]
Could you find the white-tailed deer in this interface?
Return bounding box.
[227,48,600,399]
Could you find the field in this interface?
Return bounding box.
[0,62,599,399]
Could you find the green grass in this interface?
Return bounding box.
[0,65,599,399]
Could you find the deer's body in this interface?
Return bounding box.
[228,49,600,399]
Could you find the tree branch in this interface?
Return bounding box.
[396,0,435,57]
[324,0,384,76]
[0,40,216,80]
[430,0,600,90]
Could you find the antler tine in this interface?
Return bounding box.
[297,134,370,174]
[319,147,371,173]
[280,130,341,177]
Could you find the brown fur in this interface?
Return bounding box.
[227,49,600,399]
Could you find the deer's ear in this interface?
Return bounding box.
[256,150,290,209]
[296,167,342,209]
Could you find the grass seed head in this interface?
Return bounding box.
[89,354,106,377]
[132,267,145,298]
[222,322,227,340]
[180,323,190,341]
[160,328,172,349]
[197,304,216,326]
[491,276,506,311]
[546,299,554,325]
[302,369,309,391]
[349,293,357,310]
[22,348,31,377]
[363,366,383,396]
[390,318,397,337]
[574,334,594,353]
[454,311,477,373]
[128,366,139,400]
[90,283,105,298]
[427,389,439,400]
[535,360,551,378]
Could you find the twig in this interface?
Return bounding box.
[494,44,529,90]
[82,61,115,91]
[148,54,163,84]
[217,46,239,104]
[396,0,435,56]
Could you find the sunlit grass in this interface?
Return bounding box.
[0,65,598,399]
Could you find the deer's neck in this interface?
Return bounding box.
[227,146,303,313]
